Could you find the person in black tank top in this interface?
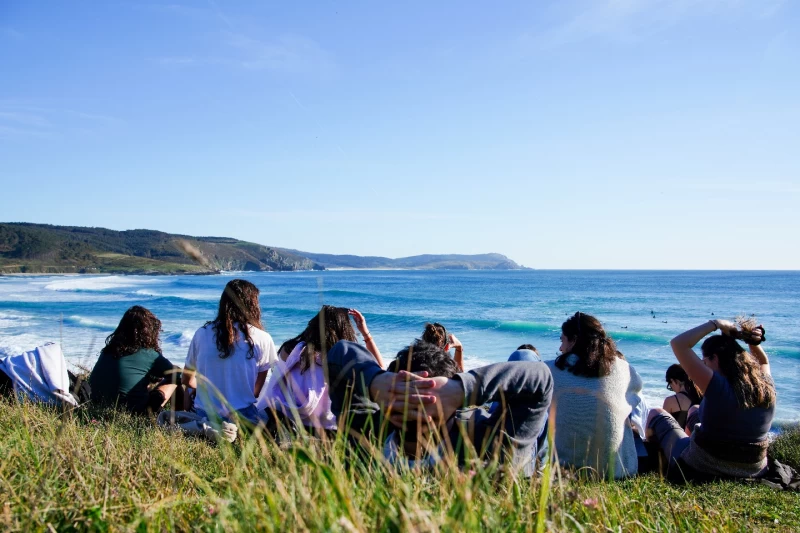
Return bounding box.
[663,364,702,429]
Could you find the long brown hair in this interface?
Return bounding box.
[101,306,162,358]
[701,335,775,409]
[555,311,623,377]
[280,305,357,372]
[208,279,263,359]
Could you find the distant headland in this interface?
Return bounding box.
[0,223,526,275]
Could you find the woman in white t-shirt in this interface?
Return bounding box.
[182,279,277,424]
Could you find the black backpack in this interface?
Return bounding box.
[68,371,92,405]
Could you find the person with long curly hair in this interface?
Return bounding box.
[646,318,775,483]
[182,279,277,424]
[257,306,382,433]
[89,306,181,414]
[545,311,644,479]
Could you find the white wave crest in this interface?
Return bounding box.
[135,289,218,302]
[44,276,161,292]
[165,330,195,348]
[0,311,36,330]
[63,315,115,329]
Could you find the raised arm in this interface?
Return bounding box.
[448,333,464,372]
[747,326,770,376]
[669,321,716,393]
[349,309,385,368]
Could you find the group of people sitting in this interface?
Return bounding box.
[0,278,778,485]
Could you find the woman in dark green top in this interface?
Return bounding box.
[90,306,179,414]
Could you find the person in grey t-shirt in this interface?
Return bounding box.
[326,340,553,477]
[646,319,776,482]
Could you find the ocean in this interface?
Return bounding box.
[1,270,798,423]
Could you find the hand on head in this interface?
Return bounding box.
[348,309,369,336]
[447,333,462,350]
[369,370,463,433]
[712,319,736,336]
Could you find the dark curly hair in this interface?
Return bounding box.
[555,311,623,378]
[701,335,775,409]
[388,341,459,379]
[101,306,162,359]
[421,322,448,348]
[208,279,263,359]
[280,305,357,372]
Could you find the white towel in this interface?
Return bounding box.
[0,342,78,406]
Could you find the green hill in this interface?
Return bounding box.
[281,251,525,270]
[0,223,525,275]
[0,223,322,274]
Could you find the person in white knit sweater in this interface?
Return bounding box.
[545,312,643,479]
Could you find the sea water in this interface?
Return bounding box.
[0,270,798,423]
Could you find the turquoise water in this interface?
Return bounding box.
[1,270,798,422]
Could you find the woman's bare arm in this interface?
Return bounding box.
[349,309,385,367]
[449,333,464,372]
[748,334,770,376]
[669,321,716,392]
[254,370,268,397]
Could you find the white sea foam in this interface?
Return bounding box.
[0,311,37,330]
[135,289,218,302]
[0,333,49,358]
[63,315,115,330]
[43,275,161,292]
[462,354,497,371]
[165,330,195,348]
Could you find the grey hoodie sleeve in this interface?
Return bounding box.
[326,340,385,436]
[455,362,553,470]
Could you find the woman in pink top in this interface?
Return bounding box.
[257,305,383,434]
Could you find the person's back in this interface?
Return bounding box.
[187,323,275,417]
[663,364,702,428]
[90,347,173,412]
[89,306,177,414]
[647,319,776,482]
[684,370,774,476]
[257,307,380,432]
[545,311,640,479]
[258,341,336,430]
[183,279,277,423]
[546,356,640,479]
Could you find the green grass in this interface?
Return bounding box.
[770,425,800,469]
[1,399,798,532]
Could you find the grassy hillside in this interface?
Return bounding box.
[0,223,323,274]
[1,399,798,532]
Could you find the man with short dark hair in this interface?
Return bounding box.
[326,340,553,476]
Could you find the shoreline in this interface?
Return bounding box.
[0,267,534,277]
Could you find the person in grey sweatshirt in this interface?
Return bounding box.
[326,340,553,477]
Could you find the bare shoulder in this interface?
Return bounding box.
[662,395,679,412]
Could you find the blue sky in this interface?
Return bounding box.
[1,0,798,269]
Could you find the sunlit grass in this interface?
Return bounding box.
[0,399,797,532]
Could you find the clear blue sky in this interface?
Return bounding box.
[1,0,798,269]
